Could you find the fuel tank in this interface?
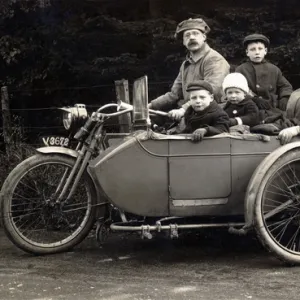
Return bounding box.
[88,133,169,216]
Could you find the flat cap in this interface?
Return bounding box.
[186,80,214,94]
[175,18,210,39]
[243,33,270,48]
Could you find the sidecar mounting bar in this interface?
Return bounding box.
[110,222,245,232]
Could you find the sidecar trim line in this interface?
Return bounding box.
[36,146,79,158]
[135,137,230,157]
[172,199,228,206]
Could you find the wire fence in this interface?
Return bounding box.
[2,72,300,146]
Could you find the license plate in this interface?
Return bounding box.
[41,136,70,147]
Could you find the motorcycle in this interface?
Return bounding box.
[2,75,300,265]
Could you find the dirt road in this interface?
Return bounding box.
[0,229,299,300]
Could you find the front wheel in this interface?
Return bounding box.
[1,154,96,255]
[254,150,300,264]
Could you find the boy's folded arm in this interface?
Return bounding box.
[278,96,289,111]
[239,102,260,126]
[252,96,272,110]
[277,69,293,110]
[205,113,230,136]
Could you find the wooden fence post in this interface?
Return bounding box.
[1,86,12,156]
[115,79,131,133]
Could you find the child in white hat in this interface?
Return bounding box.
[222,73,259,127]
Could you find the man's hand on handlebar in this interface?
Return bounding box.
[168,108,185,121]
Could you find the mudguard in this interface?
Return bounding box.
[36,146,79,158]
[244,141,300,228]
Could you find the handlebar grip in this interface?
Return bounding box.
[149,109,168,117]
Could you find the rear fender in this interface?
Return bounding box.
[244,141,300,228]
[37,146,108,219]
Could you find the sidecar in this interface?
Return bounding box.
[88,76,300,264]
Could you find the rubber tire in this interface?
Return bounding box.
[1,154,97,255]
[254,149,300,264]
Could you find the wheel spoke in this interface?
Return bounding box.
[264,199,294,220]
[264,189,292,198]
[267,215,297,232]
[263,196,291,206]
[288,164,300,185]
[268,182,292,198]
[273,211,298,243]
[286,223,300,251]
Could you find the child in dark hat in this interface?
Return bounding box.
[235,34,300,136]
[181,80,229,142]
[236,33,293,112]
[222,73,259,127]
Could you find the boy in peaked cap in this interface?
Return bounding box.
[149,17,230,122]
[181,80,229,142]
[236,33,293,112]
[236,34,300,137]
[222,73,259,127]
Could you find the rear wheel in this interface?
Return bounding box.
[254,150,300,264]
[1,154,96,255]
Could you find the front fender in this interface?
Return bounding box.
[244,141,300,228]
[36,146,79,158]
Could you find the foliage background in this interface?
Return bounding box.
[1,0,300,142]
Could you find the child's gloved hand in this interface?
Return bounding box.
[253,97,272,110]
[168,108,185,121]
[278,126,300,145]
[191,128,207,142]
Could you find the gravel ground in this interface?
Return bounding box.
[0,228,300,300]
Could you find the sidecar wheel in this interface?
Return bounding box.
[254,150,300,264]
[1,154,96,255]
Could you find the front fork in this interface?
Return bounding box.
[54,124,104,204]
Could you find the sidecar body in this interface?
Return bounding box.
[88,75,299,220]
[87,76,300,264]
[89,132,284,217]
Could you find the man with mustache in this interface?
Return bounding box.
[148,18,230,121]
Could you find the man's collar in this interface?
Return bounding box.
[186,43,210,63]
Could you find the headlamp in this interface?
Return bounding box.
[60,104,88,131]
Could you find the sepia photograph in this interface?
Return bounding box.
[1,0,300,299]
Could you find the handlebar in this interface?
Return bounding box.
[96,103,119,113]
[95,101,168,118]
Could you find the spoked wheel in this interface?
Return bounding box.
[1,154,96,255]
[254,150,300,264]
